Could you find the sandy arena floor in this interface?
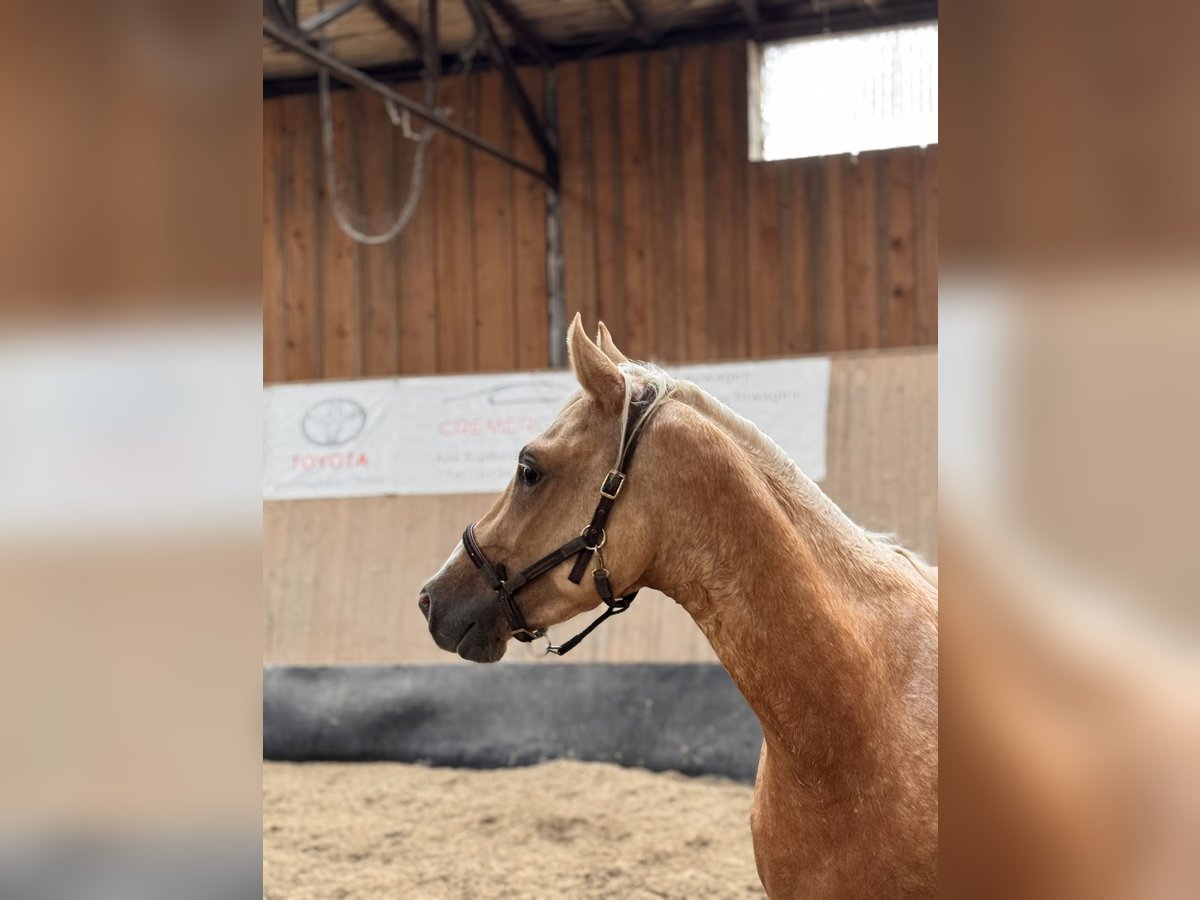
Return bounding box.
[264,759,764,899]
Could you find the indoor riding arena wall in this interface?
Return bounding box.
[263,41,938,383]
[263,39,938,666]
[264,347,935,666]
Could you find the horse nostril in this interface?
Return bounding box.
[418,591,431,620]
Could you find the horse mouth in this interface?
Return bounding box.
[453,621,477,654]
[453,620,508,663]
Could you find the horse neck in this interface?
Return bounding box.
[647,414,935,796]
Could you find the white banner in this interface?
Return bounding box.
[263,379,397,499]
[263,357,830,499]
[394,371,578,495]
[675,357,831,482]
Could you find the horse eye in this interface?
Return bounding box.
[519,464,541,486]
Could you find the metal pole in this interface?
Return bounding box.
[481,0,555,69]
[365,0,426,57]
[462,0,559,188]
[301,0,366,33]
[263,17,553,185]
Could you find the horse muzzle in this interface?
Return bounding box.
[419,578,509,663]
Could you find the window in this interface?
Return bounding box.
[754,22,938,161]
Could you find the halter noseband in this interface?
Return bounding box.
[461,385,663,656]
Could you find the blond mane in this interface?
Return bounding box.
[614,360,675,465]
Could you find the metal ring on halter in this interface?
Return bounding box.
[529,632,554,657]
[510,625,545,642]
[581,527,606,551]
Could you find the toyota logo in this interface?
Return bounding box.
[302,398,367,446]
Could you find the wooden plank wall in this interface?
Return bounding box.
[561,43,938,362]
[263,42,938,381]
[264,348,937,665]
[263,69,549,382]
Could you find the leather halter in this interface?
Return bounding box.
[461,385,663,656]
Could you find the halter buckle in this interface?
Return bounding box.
[600,470,625,499]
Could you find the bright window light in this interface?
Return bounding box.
[757,23,938,161]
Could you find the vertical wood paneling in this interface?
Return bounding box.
[815,155,848,352]
[747,162,782,358]
[263,99,287,383]
[281,94,320,380]
[784,163,816,355]
[558,62,597,331]
[397,80,439,376]
[797,161,821,353]
[588,58,621,342]
[319,91,360,378]
[512,68,549,370]
[434,73,475,372]
[885,148,918,348]
[916,145,939,344]
[679,46,709,362]
[358,92,399,377]
[617,54,650,358]
[843,153,880,350]
[647,50,686,364]
[726,43,751,360]
[472,71,516,371]
[262,42,939,383]
[706,43,741,359]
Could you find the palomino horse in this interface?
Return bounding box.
[419,315,938,898]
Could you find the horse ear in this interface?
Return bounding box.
[568,313,625,414]
[595,321,630,364]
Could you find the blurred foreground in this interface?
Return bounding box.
[940,284,1200,898]
[0,2,262,898]
[941,1,1200,896]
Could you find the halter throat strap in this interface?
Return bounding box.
[460,385,662,655]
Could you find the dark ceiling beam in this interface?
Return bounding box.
[365,0,425,57]
[267,48,491,96]
[462,0,559,186]
[301,0,367,33]
[481,0,555,68]
[263,16,552,183]
[605,0,656,44]
[264,0,939,95]
[263,0,295,30]
[753,0,933,38]
[734,0,760,28]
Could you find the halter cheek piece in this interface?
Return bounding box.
[461,386,663,656]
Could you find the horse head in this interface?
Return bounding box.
[419,314,671,662]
